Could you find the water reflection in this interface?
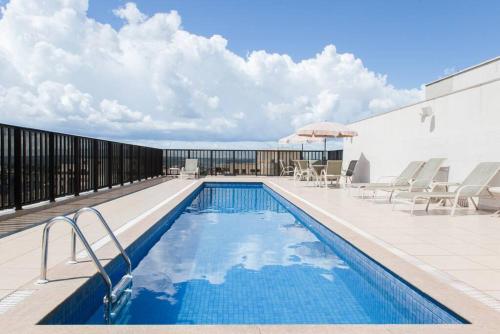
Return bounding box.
[133,187,345,299]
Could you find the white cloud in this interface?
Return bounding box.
[113,2,146,25]
[0,0,423,145]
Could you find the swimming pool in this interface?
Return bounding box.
[42,182,465,325]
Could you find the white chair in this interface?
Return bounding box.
[293,160,310,181]
[280,160,294,177]
[180,159,199,179]
[394,162,500,215]
[365,158,446,202]
[321,160,342,188]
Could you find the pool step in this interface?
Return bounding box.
[109,274,133,321]
[110,274,133,303]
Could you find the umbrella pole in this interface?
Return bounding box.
[324,138,327,163]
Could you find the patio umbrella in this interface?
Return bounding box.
[278,133,322,151]
[296,121,358,161]
[278,133,323,145]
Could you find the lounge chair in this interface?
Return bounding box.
[363,158,446,201]
[280,160,294,177]
[293,160,310,181]
[321,160,343,187]
[393,162,500,215]
[341,160,357,183]
[180,159,199,179]
[348,160,424,193]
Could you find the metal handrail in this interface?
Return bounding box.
[37,216,113,306]
[37,213,133,323]
[71,207,132,275]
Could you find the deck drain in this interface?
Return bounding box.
[0,290,35,315]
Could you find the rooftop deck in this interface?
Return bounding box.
[1,176,500,333]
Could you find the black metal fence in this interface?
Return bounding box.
[164,149,343,176]
[0,122,344,211]
[0,123,163,211]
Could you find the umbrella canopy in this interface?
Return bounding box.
[296,121,358,138]
[278,133,323,145]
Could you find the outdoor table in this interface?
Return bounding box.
[169,167,180,177]
[311,164,326,174]
[309,164,326,187]
[488,187,500,215]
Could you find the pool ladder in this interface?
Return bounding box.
[37,207,133,323]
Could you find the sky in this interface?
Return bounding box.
[87,0,500,89]
[0,0,498,148]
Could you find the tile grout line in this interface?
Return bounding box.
[267,180,500,312]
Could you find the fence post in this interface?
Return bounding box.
[277,150,280,176]
[138,147,141,181]
[153,149,156,177]
[93,139,98,192]
[144,148,148,179]
[129,145,133,184]
[149,148,153,178]
[74,137,80,196]
[232,151,235,175]
[13,128,22,210]
[154,149,157,177]
[138,147,140,180]
[255,151,258,176]
[48,132,55,202]
[119,143,124,186]
[159,150,163,176]
[210,150,213,176]
[148,148,151,179]
[164,149,168,176]
[107,142,113,188]
[146,148,149,179]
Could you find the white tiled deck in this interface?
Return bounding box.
[1,176,500,333]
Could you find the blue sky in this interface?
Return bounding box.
[88,0,500,89]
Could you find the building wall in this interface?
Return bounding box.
[343,70,500,208]
[425,57,500,99]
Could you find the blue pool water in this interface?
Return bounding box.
[59,183,464,324]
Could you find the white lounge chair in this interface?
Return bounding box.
[363,158,446,202]
[321,160,342,188]
[393,162,500,215]
[293,160,310,181]
[348,160,424,194]
[180,159,199,179]
[280,160,294,177]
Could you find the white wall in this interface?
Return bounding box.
[343,77,500,208]
[425,57,500,99]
